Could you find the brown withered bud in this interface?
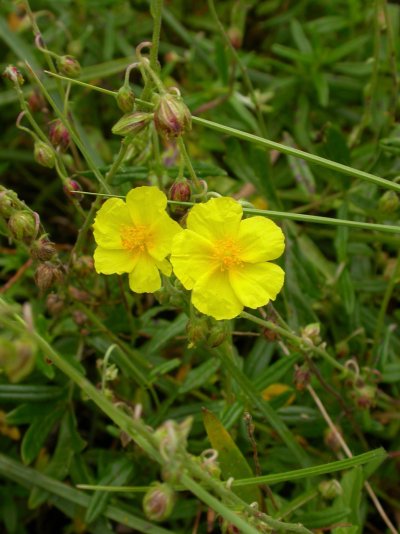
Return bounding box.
[3,65,24,86]
[73,255,94,275]
[34,262,64,292]
[116,86,135,113]
[46,293,65,315]
[30,236,56,262]
[324,425,343,452]
[72,310,87,326]
[68,285,91,303]
[294,364,311,391]
[63,179,83,201]
[49,119,70,151]
[154,91,191,138]
[34,141,55,168]
[8,211,37,241]
[57,55,81,78]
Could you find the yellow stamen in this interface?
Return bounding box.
[121,225,152,252]
[214,238,243,271]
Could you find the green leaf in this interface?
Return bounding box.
[21,403,66,465]
[85,457,135,524]
[202,408,261,504]
[332,467,363,534]
[178,358,220,394]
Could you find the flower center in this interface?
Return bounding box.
[214,238,243,271]
[121,225,151,252]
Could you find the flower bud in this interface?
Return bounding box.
[318,479,342,500]
[169,180,191,216]
[379,191,399,213]
[30,236,56,262]
[154,92,191,138]
[143,483,176,522]
[3,65,24,86]
[116,86,135,113]
[0,191,18,219]
[111,111,152,137]
[324,425,343,452]
[206,321,229,348]
[49,119,70,151]
[300,323,321,346]
[0,337,36,383]
[294,364,311,391]
[34,141,55,168]
[186,316,208,348]
[46,293,65,315]
[63,179,83,201]
[72,255,94,275]
[28,90,46,112]
[227,27,243,49]
[8,211,37,241]
[57,55,81,78]
[353,384,377,409]
[34,262,64,292]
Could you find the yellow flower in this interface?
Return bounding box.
[93,186,182,293]
[170,197,285,320]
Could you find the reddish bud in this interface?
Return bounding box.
[3,65,24,86]
[63,179,83,201]
[57,55,81,78]
[49,119,70,151]
[227,27,243,49]
[294,364,311,391]
[34,141,55,168]
[143,483,176,522]
[154,91,191,138]
[28,90,46,112]
[116,86,135,113]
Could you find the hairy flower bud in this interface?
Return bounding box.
[3,65,24,85]
[186,316,208,348]
[34,262,64,292]
[169,180,191,216]
[318,479,342,500]
[154,92,191,138]
[0,191,18,219]
[34,141,55,168]
[57,55,81,77]
[300,323,322,346]
[28,90,46,112]
[111,111,152,136]
[379,190,399,213]
[46,293,65,315]
[63,179,83,201]
[49,119,70,151]
[30,236,56,262]
[116,86,135,113]
[206,322,229,348]
[8,211,37,241]
[143,483,176,522]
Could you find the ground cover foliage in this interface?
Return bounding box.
[0,0,400,532]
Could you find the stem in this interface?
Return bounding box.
[177,138,201,191]
[141,0,164,102]
[41,73,400,194]
[241,311,348,373]
[373,251,400,345]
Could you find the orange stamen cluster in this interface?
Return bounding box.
[214,238,243,271]
[121,225,151,252]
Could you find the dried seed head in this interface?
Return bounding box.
[46,293,65,315]
[30,236,56,262]
[34,262,64,292]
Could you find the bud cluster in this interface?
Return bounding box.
[153,91,192,138]
[186,314,229,348]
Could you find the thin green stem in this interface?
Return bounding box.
[26,63,111,193]
[42,75,400,194]
[241,311,347,373]
[45,71,118,96]
[141,0,164,102]
[177,138,201,191]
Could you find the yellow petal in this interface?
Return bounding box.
[93,198,132,249]
[156,258,172,276]
[128,253,161,293]
[94,247,138,274]
[192,267,243,320]
[171,230,215,290]
[238,217,285,262]
[229,262,285,309]
[126,186,168,226]
[147,213,183,261]
[187,197,243,242]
